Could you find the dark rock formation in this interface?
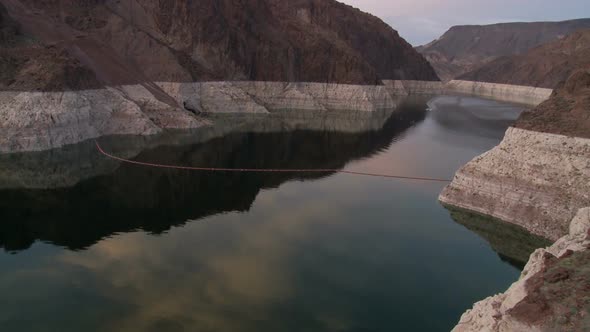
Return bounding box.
[515,66,590,138]
[453,208,590,332]
[417,19,590,81]
[0,0,438,90]
[508,249,590,331]
[459,30,590,89]
[0,1,103,91]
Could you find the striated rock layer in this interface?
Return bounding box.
[440,127,590,241]
[0,81,403,153]
[443,81,552,106]
[453,207,590,332]
[384,80,552,106]
[0,84,203,153]
[0,78,557,153]
[440,69,590,241]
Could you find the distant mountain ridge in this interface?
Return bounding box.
[417,19,590,81]
[459,29,590,88]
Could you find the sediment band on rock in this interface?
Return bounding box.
[440,127,590,241]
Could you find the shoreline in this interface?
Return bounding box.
[439,72,590,330]
[384,80,552,106]
[0,80,551,154]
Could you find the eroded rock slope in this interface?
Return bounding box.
[417,19,590,81]
[1,0,437,87]
[459,29,590,89]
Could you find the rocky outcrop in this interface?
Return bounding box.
[417,19,590,81]
[0,85,204,153]
[440,69,590,241]
[459,29,590,89]
[440,127,590,241]
[162,81,398,114]
[453,207,590,332]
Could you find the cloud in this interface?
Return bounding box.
[52,181,356,331]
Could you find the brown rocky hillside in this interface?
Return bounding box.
[515,66,590,138]
[0,0,438,91]
[417,19,590,81]
[459,29,590,89]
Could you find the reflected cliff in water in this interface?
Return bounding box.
[0,99,428,252]
[445,206,551,269]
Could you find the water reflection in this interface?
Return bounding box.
[0,95,535,332]
[428,95,523,149]
[445,206,551,269]
[0,101,427,252]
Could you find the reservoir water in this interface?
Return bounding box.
[0,95,550,331]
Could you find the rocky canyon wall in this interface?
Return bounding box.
[440,68,590,241]
[440,127,590,241]
[0,82,404,153]
[0,0,440,154]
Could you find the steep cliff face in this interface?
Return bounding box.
[440,126,590,241]
[0,0,438,89]
[459,30,590,88]
[0,0,439,153]
[417,19,590,81]
[440,69,590,241]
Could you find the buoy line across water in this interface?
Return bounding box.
[95,141,452,183]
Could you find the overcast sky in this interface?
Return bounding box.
[340,0,590,46]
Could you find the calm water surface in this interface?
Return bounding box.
[0,96,541,331]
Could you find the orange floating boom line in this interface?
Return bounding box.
[95,141,452,183]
